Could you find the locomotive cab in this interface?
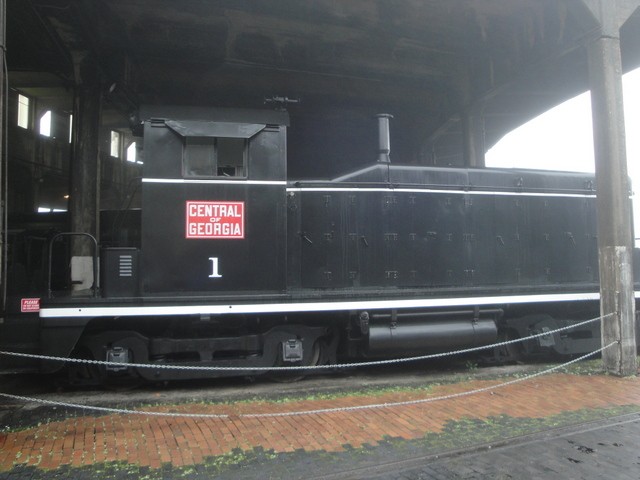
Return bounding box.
[103,107,290,298]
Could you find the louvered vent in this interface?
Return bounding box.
[102,248,139,298]
[119,255,133,277]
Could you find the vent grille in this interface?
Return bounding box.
[119,255,133,277]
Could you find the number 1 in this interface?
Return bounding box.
[209,257,222,278]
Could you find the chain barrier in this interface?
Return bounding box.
[0,313,612,372]
[0,342,617,419]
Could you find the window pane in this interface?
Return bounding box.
[39,111,52,137]
[110,131,121,158]
[17,94,30,129]
[184,138,216,176]
[183,137,247,178]
[126,142,137,162]
[217,138,246,176]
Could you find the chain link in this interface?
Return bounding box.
[0,342,617,419]
[0,313,612,372]
[246,341,617,418]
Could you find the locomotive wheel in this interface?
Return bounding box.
[66,350,144,390]
[268,339,325,383]
[68,333,147,389]
[100,336,147,390]
[66,347,102,386]
[102,371,145,391]
[493,329,524,364]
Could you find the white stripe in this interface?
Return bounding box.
[39,292,604,319]
[143,178,286,186]
[141,180,594,197]
[142,180,595,198]
[286,187,596,198]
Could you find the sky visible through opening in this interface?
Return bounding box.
[486,66,640,241]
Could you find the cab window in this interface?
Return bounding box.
[183,137,246,178]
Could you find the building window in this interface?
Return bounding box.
[39,111,52,137]
[110,131,121,158]
[126,142,137,162]
[37,207,67,213]
[17,94,30,129]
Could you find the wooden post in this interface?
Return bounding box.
[582,0,639,376]
[0,0,5,310]
[69,59,102,290]
[462,106,485,168]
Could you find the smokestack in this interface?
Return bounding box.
[376,114,393,163]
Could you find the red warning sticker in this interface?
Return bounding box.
[186,201,245,239]
[21,298,40,313]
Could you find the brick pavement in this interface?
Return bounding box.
[0,373,639,476]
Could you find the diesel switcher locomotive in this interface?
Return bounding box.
[3,106,638,384]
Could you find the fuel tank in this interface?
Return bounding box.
[368,317,497,353]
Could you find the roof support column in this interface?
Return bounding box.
[462,105,485,168]
[0,0,5,309]
[582,0,639,376]
[69,59,101,290]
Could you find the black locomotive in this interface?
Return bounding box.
[3,106,637,384]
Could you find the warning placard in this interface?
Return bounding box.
[21,298,40,313]
[186,201,245,239]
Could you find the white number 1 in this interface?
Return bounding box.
[209,257,222,278]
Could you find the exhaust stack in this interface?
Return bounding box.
[376,113,393,163]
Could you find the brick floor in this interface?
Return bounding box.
[0,373,639,472]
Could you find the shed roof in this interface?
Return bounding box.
[9,0,640,173]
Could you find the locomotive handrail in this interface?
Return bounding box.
[47,232,99,299]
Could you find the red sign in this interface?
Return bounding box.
[186,201,245,239]
[21,298,40,313]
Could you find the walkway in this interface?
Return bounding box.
[0,368,639,478]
